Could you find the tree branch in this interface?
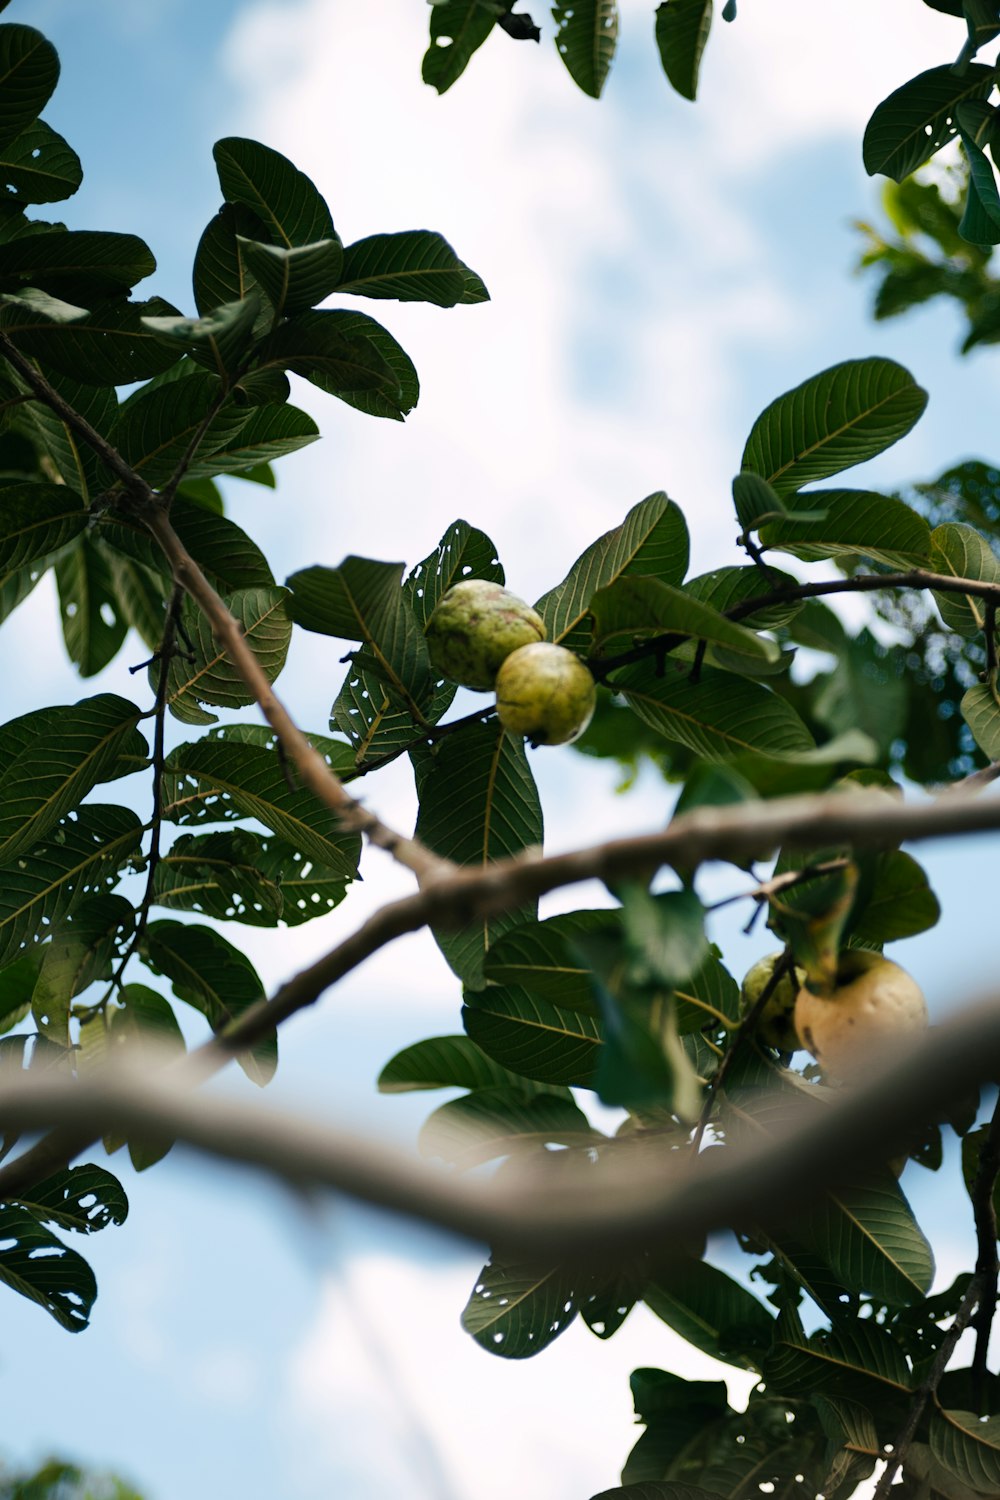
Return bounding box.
[2,995,1000,1264]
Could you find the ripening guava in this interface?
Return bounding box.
[740,951,807,1053]
[793,949,927,1080]
[495,642,597,746]
[425,579,546,691]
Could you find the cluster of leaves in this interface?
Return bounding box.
[0,19,485,1330]
[0,1456,143,1500]
[855,164,1000,353]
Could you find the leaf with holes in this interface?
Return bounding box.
[54,536,129,677]
[213,136,335,248]
[537,494,689,652]
[152,830,284,926]
[553,0,619,98]
[655,0,713,101]
[462,1256,581,1358]
[0,1206,97,1331]
[413,719,543,986]
[0,693,146,866]
[161,733,361,879]
[741,359,928,498]
[406,518,504,626]
[863,64,995,182]
[616,661,814,761]
[14,1164,128,1235]
[463,984,603,1086]
[0,118,80,204]
[422,1,497,93]
[161,587,291,726]
[0,804,142,970]
[141,920,274,1085]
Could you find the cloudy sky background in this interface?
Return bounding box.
[1,2,999,1496]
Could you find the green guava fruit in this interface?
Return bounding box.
[793,949,927,1081]
[740,951,807,1053]
[495,642,597,746]
[425,579,546,691]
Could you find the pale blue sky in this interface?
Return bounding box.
[0,4,998,1498]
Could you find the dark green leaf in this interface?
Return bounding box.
[589,576,779,663]
[422,1,497,93]
[141,919,274,1085]
[463,983,603,1086]
[112,372,249,486]
[12,369,116,497]
[141,295,260,379]
[552,0,619,98]
[929,522,1000,635]
[7,294,185,384]
[930,1409,1000,1493]
[418,1088,594,1166]
[0,26,59,151]
[162,732,361,878]
[684,564,804,629]
[336,230,470,306]
[0,804,142,969]
[238,237,344,317]
[0,118,80,204]
[483,910,616,1009]
[55,536,129,677]
[536,493,689,652]
[764,1308,912,1399]
[0,229,155,299]
[257,308,402,398]
[193,201,272,320]
[863,64,995,181]
[299,309,419,420]
[645,1256,775,1369]
[15,1164,128,1234]
[0,480,85,591]
[849,851,940,944]
[462,1255,579,1357]
[654,0,713,102]
[106,984,187,1170]
[213,136,335,248]
[413,720,543,985]
[591,1487,727,1500]
[31,893,134,1043]
[741,359,928,498]
[378,1034,562,1094]
[616,661,814,761]
[0,1206,96,1331]
[152,830,282,925]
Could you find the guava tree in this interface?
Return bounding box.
[2,7,1000,1500]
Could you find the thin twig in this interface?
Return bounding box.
[703,858,851,915]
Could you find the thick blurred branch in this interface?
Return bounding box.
[0,996,999,1262]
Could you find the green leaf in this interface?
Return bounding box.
[684,564,805,629]
[161,587,292,726]
[0,694,146,865]
[731,469,787,532]
[960,122,1000,246]
[863,64,995,181]
[419,1088,594,1167]
[307,309,419,421]
[289,556,435,719]
[112,372,250,486]
[190,402,320,477]
[644,1256,775,1370]
[536,493,689,652]
[193,202,273,321]
[336,230,470,306]
[406,517,504,627]
[615,661,814,761]
[0,118,80,204]
[674,949,741,1033]
[413,720,543,986]
[0,946,40,1033]
[961,680,1000,759]
[929,521,1000,635]
[0,26,59,151]
[654,0,713,102]
[14,1164,128,1235]
[141,920,275,1085]
[12,368,117,497]
[213,136,335,248]
[161,732,361,878]
[0,229,155,299]
[483,910,617,1009]
[54,536,129,677]
[378,1034,562,1094]
[152,830,283,926]
[795,1172,936,1307]
[257,308,402,398]
[741,359,928,498]
[7,295,186,384]
[849,850,940,945]
[141,295,260,379]
[0,802,142,971]
[31,893,134,1043]
[765,1309,912,1398]
[759,487,931,568]
[552,0,619,98]
[0,1206,96,1332]
[331,663,454,770]
[462,1255,580,1357]
[238,237,344,317]
[589,576,780,662]
[463,984,603,1086]
[0,481,86,590]
[106,984,187,1170]
[422,1,497,94]
[930,1409,1000,1492]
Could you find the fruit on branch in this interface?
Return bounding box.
[495,642,597,746]
[740,951,807,1052]
[425,579,546,690]
[793,949,927,1080]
